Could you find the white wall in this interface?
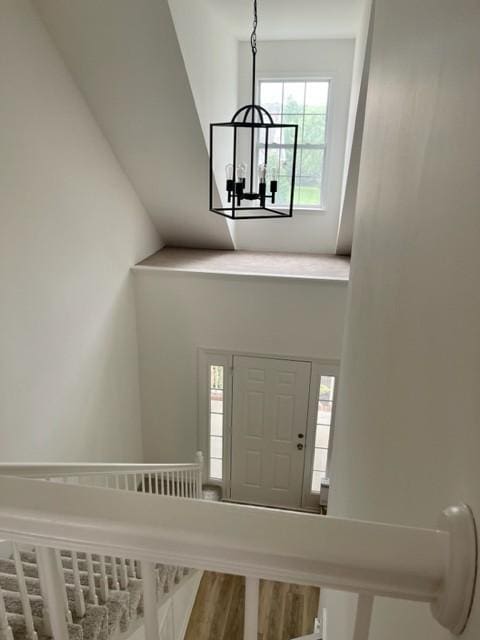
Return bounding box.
[0,0,160,461]
[134,271,347,462]
[327,0,480,638]
[168,0,238,227]
[168,0,238,149]
[33,0,234,250]
[233,39,354,254]
[336,0,373,255]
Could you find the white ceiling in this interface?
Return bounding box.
[204,0,365,41]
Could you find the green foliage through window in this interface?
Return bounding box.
[259,80,330,209]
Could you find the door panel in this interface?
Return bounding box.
[230,356,311,508]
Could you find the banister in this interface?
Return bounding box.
[0,476,476,634]
[0,461,201,478]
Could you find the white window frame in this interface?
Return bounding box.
[302,361,340,510]
[257,73,334,213]
[197,350,233,489]
[198,348,339,511]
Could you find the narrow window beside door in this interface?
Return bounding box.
[209,365,224,480]
[311,375,336,493]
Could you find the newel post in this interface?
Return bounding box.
[195,451,204,499]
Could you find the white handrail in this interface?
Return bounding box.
[0,476,443,599]
[0,475,475,635]
[0,460,202,478]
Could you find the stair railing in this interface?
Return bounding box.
[0,579,14,640]
[0,452,204,500]
[0,473,476,640]
[11,543,38,640]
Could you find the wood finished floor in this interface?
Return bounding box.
[184,572,319,640]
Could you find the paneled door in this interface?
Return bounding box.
[230,356,312,509]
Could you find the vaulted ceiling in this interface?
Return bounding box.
[32,0,365,253]
[33,0,234,250]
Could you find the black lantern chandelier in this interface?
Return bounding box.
[209,0,299,219]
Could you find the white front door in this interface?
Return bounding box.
[230,356,312,509]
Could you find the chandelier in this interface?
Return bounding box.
[209,0,299,219]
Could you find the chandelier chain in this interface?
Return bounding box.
[250,0,258,56]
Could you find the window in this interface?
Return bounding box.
[311,375,336,493]
[259,79,330,209]
[209,365,224,480]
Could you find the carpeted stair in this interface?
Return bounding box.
[0,549,192,640]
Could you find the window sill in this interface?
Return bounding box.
[272,206,327,215]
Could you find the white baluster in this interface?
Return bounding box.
[244,577,259,640]
[70,551,86,618]
[128,559,136,579]
[352,595,374,640]
[141,473,146,493]
[110,556,120,591]
[124,473,129,491]
[12,544,38,640]
[114,474,119,490]
[85,553,98,605]
[98,555,109,603]
[186,470,191,498]
[155,472,159,495]
[141,561,160,640]
[54,550,73,624]
[119,558,128,589]
[36,547,69,640]
[0,581,14,640]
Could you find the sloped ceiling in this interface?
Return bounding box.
[204,0,364,40]
[32,0,234,250]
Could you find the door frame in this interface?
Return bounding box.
[197,348,340,511]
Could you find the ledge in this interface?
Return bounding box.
[133,248,350,283]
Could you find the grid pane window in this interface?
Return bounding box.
[311,375,336,493]
[209,365,224,480]
[259,79,330,209]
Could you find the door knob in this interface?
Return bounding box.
[297,443,304,450]
[298,433,304,439]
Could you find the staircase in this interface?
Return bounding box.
[0,547,193,640]
[0,457,205,640]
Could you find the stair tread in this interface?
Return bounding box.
[0,553,193,640]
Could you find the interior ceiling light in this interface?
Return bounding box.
[209,0,299,220]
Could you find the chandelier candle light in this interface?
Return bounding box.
[209,0,299,219]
